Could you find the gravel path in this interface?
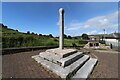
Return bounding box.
[2,49,119,79]
[2,50,60,79]
[87,49,118,78]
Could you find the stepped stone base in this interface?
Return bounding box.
[46,48,77,58]
[72,58,98,79]
[32,48,98,79]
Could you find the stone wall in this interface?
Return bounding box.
[2,46,59,55]
[2,45,84,55]
[84,41,110,49]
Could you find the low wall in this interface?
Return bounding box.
[1,45,84,55]
[2,46,59,55]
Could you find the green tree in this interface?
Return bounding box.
[49,34,53,38]
[81,33,89,40]
[39,34,42,36]
[31,32,35,35]
[64,34,67,39]
[16,30,18,32]
[4,26,8,28]
[68,35,72,39]
[27,31,30,34]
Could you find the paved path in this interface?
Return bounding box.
[2,50,60,78]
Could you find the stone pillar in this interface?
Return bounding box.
[59,8,64,49]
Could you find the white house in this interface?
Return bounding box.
[104,33,119,47]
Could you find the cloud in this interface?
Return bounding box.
[65,26,81,30]
[81,25,91,29]
[65,11,118,33]
[87,30,97,35]
[98,32,104,34]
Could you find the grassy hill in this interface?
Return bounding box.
[1,24,59,48]
[1,24,86,48]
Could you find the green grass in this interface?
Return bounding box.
[64,39,86,46]
[92,48,108,50]
[1,24,87,48]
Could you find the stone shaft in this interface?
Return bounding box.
[59,8,64,49]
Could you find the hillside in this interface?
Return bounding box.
[1,24,59,48]
[1,24,87,48]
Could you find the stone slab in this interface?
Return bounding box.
[31,55,40,58]
[72,58,98,79]
[39,52,83,67]
[60,52,83,67]
[39,52,61,65]
[32,55,89,78]
[46,48,77,58]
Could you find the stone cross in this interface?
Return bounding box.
[59,8,64,49]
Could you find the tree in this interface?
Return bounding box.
[16,30,18,32]
[35,33,38,35]
[27,31,30,34]
[74,37,78,39]
[4,26,8,28]
[64,34,67,39]
[39,34,42,36]
[49,34,53,38]
[81,33,89,40]
[68,35,72,39]
[31,32,35,35]
[0,24,4,27]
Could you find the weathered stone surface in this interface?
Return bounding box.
[84,41,110,49]
[32,55,89,78]
[72,58,98,79]
[46,48,77,58]
[59,8,64,49]
[39,52,61,65]
[60,52,83,67]
[31,55,40,58]
[32,49,98,79]
[39,51,83,67]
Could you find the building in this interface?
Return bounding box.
[104,33,120,47]
[89,36,97,40]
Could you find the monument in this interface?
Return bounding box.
[59,8,64,50]
[32,8,98,79]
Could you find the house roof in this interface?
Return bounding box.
[105,33,120,39]
[89,36,96,38]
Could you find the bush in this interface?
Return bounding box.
[54,38,58,42]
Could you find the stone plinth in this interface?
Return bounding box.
[46,48,77,58]
[32,48,98,79]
